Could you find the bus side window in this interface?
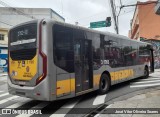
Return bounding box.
[53,24,74,73]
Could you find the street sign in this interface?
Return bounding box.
[90,21,106,28]
[90,19,111,28]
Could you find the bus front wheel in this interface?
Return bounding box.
[98,74,110,95]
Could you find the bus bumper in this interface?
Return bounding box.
[7,76,51,101]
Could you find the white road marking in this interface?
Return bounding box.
[0,93,9,98]
[140,78,160,81]
[15,102,49,117]
[50,99,80,117]
[93,104,113,117]
[0,74,7,77]
[0,78,7,81]
[94,113,100,117]
[105,104,113,108]
[131,79,160,84]
[6,102,26,108]
[0,96,19,104]
[6,100,30,108]
[93,94,107,105]
[130,82,160,88]
[0,91,4,93]
[150,74,160,77]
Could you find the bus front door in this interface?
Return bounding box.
[74,39,93,93]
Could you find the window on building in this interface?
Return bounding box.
[0,34,5,40]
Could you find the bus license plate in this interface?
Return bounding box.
[18,81,26,85]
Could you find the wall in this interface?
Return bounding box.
[0,28,8,45]
[0,46,7,72]
[130,1,160,40]
[0,7,65,72]
[0,7,65,29]
[138,3,160,40]
[141,39,160,69]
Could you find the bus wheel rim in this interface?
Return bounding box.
[144,69,148,76]
[101,78,107,90]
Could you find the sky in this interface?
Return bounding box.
[0,0,149,37]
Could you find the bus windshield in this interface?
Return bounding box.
[10,23,37,51]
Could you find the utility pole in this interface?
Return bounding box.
[110,0,157,35]
[116,0,157,34]
[109,0,119,34]
[117,0,122,33]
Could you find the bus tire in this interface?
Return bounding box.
[98,74,110,95]
[143,67,149,78]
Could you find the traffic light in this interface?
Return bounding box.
[106,17,111,27]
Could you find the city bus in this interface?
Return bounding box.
[8,19,154,101]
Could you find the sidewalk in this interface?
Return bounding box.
[0,72,7,77]
[98,89,160,117]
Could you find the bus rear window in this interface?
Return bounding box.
[10,23,37,48]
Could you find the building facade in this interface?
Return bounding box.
[0,44,7,72]
[129,0,160,40]
[0,7,65,29]
[0,28,8,72]
[0,28,8,45]
[0,7,65,72]
[129,0,160,68]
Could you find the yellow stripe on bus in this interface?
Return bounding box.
[56,78,75,96]
[111,69,134,81]
[56,69,134,96]
[93,69,134,86]
[93,74,101,86]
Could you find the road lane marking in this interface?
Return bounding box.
[6,102,26,108]
[140,78,160,81]
[15,102,49,117]
[0,78,7,81]
[130,82,160,88]
[94,113,100,117]
[0,75,7,78]
[50,99,80,117]
[131,79,160,84]
[105,104,113,108]
[94,104,113,117]
[0,93,9,98]
[0,96,19,104]
[93,94,107,105]
[6,100,31,108]
[0,91,4,93]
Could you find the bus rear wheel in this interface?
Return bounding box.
[143,67,149,78]
[98,74,110,95]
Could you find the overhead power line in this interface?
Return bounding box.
[119,9,135,16]
[0,0,36,19]
[120,1,158,9]
[116,0,158,35]
[0,20,13,26]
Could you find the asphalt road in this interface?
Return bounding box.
[0,69,160,117]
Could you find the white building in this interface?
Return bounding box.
[0,7,65,45]
[0,7,65,72]
[0,28,8,45]
[0,44,7,72]
[0,7,65,29]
